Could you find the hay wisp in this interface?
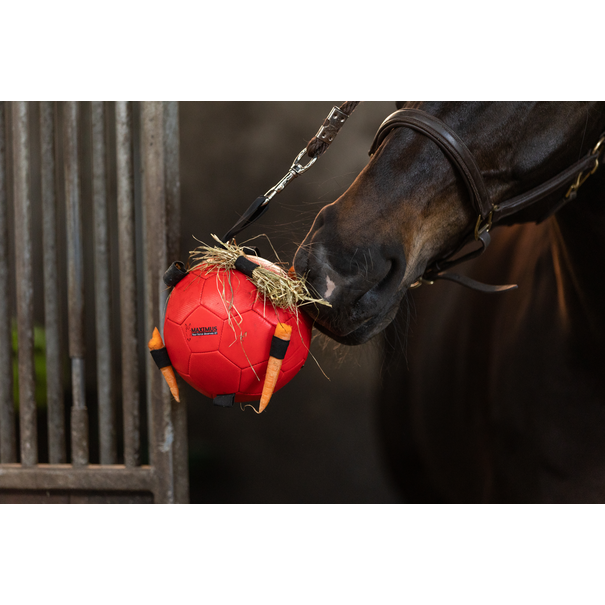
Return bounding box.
[188,234,331,312]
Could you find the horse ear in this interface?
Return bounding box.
[395,101,406,109]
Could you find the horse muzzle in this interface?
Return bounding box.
[293,238,407,345]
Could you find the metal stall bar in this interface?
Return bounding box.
[63,102,88,467]
[163,102,189,504]
[0,102,16,463]
[141,101,188,503]
[142,102,165,499]
[91,102,116,465]
[115,101,140,469]
[12,102,37,467]
[0,464,155,492]
[0,100,187,503]
[40,101,66,464]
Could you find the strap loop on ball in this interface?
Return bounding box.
[163,261,188,287]
[234,255,259,278]
[213,394,235,407]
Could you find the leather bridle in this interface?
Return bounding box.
[369,108,605,292]
[220,103,604,293]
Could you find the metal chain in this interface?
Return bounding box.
[221,102,359,244]
[262,147,318,205]
[264,102,360,202]
[565,134,605,199]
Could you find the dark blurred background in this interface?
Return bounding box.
[179,102,402,503]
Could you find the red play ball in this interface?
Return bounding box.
[163,260,313,403]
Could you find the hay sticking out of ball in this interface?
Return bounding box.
[188,234,331,312]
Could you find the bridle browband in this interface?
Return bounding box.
[369,108,605,293]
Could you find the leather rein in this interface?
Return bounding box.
[369,108,605,293]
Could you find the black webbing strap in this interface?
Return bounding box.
[150,347,172,369]
[214,394,235,407]
[269,335,290,360]
[234,255,260,278]
[222,196,270,244]
[164,261,188,287]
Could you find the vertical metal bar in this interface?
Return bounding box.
[0,102,17,463]
[142,102,187,502]
[115,101,140,468]
[141,101,174,503]
[40,101,66,464]
[91,102,116,465]
[12,102,37,467]
[163,101,189,503]
[63,101,88,467]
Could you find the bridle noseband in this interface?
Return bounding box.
[370,109,493,221]
[369,108,605,292]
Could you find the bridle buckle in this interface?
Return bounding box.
[474,207,494,241]
[565,134,604,199]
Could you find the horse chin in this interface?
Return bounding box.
[310,303,401,346]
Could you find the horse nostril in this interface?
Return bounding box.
[379,259,400,291]
[375,260,395,291]
[356,256,405,306]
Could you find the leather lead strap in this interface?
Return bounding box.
[431,272,518,293]
[424,231,517,293]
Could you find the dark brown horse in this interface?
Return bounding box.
[294,102,605,503]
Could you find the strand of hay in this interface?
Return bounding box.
[188,234,331,312]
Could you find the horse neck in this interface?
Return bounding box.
[546,167,605,339]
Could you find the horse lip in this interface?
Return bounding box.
[307,279,410,342]
[312,311,384,344]
[307,301,375,336]
[314,319,374,345]
[313,314,369,339]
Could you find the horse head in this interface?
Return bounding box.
[294,101,605,345]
